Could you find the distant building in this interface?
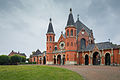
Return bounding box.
[29,49,46,64]
[8,50,26,58]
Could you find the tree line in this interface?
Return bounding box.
[0,55,26,65]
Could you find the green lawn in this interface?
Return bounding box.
[0,65,83,80]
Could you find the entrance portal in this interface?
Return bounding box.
[85,55,89,65]
[57,55,61,65]
[63,55,65,65]
[43,56,46,64]
[105,53,111,65]
[54,55,56,64]
[54,58,56,64]
[40,58,42,64]
[93,52,101,65]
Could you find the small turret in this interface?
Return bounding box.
[46,18,55,53]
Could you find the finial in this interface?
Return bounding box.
[70,8,72,13]
[50,18,52,23]
[61,31,63,34]
[77,14,79,20]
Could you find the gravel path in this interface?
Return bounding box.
[50,65,120,80]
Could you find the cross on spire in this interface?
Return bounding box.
[50,18,52,23]
[70,8,72,13]
[77,14,79,20]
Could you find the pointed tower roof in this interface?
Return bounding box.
[47,18,54,34]
[66,8,75,27]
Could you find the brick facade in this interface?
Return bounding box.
[45,9,120,65]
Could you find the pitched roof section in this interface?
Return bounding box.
[66,8,75,27]
[32,49,43,56]
[79,42,119,52]
[75,15,92,36]
[47,18,54,34]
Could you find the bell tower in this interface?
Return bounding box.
[65,8,77,50]
[46,18,55,53]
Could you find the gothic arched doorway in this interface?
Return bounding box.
[63,55,65,65]
[85,55,89,65]
[54,55,56,64]
[105,53,111,65]
[40,58,42,64]
[43,56,46,64]
[93,52,101,65]
[57,55,61,65]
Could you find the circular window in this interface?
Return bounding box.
[59,42,65,49]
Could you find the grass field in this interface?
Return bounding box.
[0,65,83,80]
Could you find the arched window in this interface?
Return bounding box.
[55,46,57,51]
[74,30,76,36]
[47,36,48,41]
[71,29,73,36]
[47,56,48,61]
[50,36,52,41]
[53,37,54,41]
[67,42,69,46]
[71,42,73,46]
[50,46,51,50]
[80,38,86,49]
[67,54,69,61]
[67,30,69,36]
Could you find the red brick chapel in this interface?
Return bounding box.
[45,8,120,65]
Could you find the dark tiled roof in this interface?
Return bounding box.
[80,42,119,52]
[47,18,54,34]
[32,49,42,56]
[66,8,75,27]
[75,18,92,36]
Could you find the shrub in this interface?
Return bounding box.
[21,56,26,62]
[0,55,9,65]
[10,55,21,65]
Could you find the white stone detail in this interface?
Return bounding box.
[65,61,77,65]
[46,61,53,64]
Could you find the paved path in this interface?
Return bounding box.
[50,65,120,80]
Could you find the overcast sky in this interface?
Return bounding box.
[0,0,120,57]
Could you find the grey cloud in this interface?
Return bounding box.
[0,0,120,57]
[0,0,24,12]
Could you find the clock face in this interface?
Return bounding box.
[82,31,84,34]
[59,42,65,49]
